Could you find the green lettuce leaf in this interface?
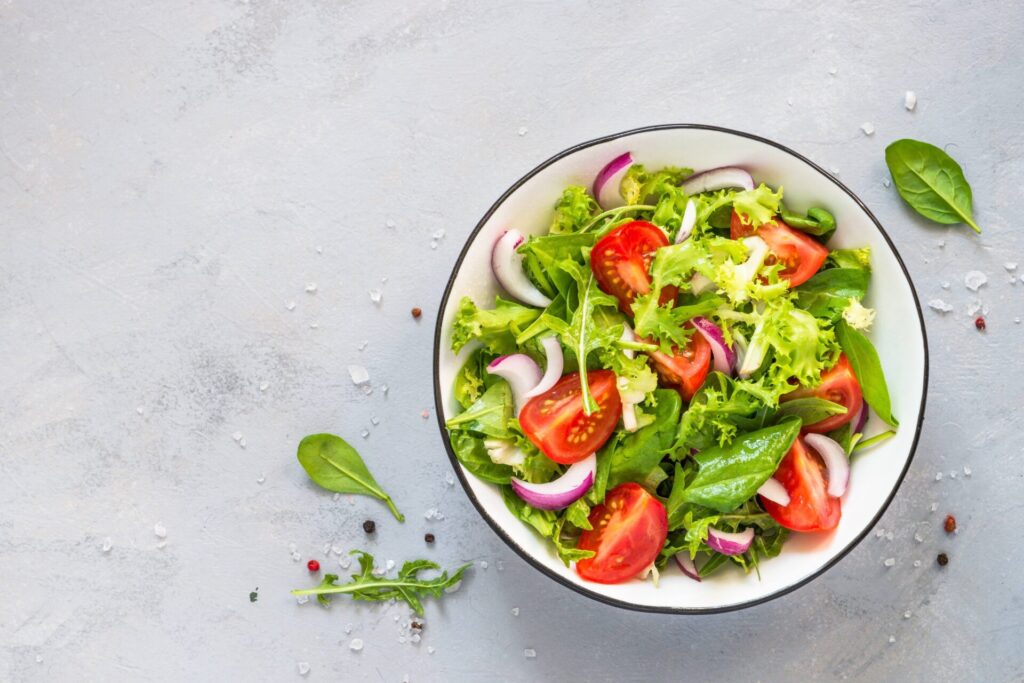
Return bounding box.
[451,296,541,354]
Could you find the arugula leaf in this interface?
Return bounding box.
[297,434,404,521]
[836,321,897,427]
[779,203,836,238]
[451,296,541,354]
[795,268,870,321]
[292,550,469,616]
[444,382,512,438]
[775,397,847,424]
[450,432,513,484]
[885,138,981,234]
[673,417,801,514]
[606,389,682,489]
[519,232,597,300]
[549,185,600,234]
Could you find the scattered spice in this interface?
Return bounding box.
[410,621,423,631]
[307,559,320,572]
[363,519,376,534]
[424,533,435,544]
[411,307,422,319]
[249,587,259,603]
[975,316,986,331]
[943,515,957,533]
[937,552,949,566]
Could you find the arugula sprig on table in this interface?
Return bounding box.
[292,551,470,616]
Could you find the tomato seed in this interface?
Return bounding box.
[943,515,957,533]
[362,520,376,534]
[307,559,320,572]
[975,316,986,330]
[936,552,949,566]
[411,307,422,319]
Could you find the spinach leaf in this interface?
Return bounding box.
[775,397,847,425]
[292,550,469,616]
[836,321,897,427]
[519,232,597,299]
[885,138,981,234]
[444,382,512,438]
[607,389,682,489]
[588,432,620,504]
[795,268,869,321]
[501,485,557,536]
[450,432,513,484]
[853,430,896,452]
[828,422,855,455]
[779,203,836,238]
[297,434,404,521]
[674,417,801,513]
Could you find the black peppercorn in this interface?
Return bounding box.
[362,520,376,534]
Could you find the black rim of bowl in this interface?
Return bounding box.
[432,123,929,614]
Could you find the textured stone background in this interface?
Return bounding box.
[2,1,1022,681]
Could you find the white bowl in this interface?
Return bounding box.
[432,125,928,613]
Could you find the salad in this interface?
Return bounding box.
[445,154,897,585]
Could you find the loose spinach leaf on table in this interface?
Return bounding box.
[297,433,404,521]
[606,389,683,490]
[292,550,469,616]
[775,397,848,425]
[795,268,870,321]
[884,138,981,234]
[835,320,897,427]
[670,417,802,515]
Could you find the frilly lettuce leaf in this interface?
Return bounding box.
[451,296,541,354]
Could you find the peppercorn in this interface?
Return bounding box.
[363,520,376,534]
[424,533,435,544]
[307,559,320,572]
[943,514,957,533]
[411,307,422,319]
[975,316,986,330]
[937,552,949,566]
[410,621,423,630]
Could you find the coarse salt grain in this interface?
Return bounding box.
[904,610,912,619]
[292,551,302,562]
[296,595,309,605]
[885,531,894,541]
[348,365,370,385]
[445,472,455,486]
[512,607,520,616]
[305,283,317,293]
[349,638,363,651]
[964,270,988,291]
[964,465,972,476]
[286,301,296,311]
[427,646,436,654]
[154,523,167,538]
[883,558,895,567]
[904,91,917,111]
[517,126,528,136]
[928,299,953,313]
[889,635,896,644]
[368,288,383,305]
[101,537,113,553]
[298,662,311,676]
[360,429,369,439]
[232,431,243,441]
[875,529,885,538]
[936,472,944,481]
[524,648,537,659]
[914,560,922,567]
[860,122,875,136]
[386,559,396,571]
[914,532,923,543]
[883,178,891,188]
[480,561,488,570]
[930,502,938,512]
[259,382,269,391]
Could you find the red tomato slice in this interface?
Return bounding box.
[646,324,712,400]
[781,354,863,433]
[576,482,668,584]
[591,221,678,315]
[761,437,841,532]
[730,212,828,287]
[519,370,622,465]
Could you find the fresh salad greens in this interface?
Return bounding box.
[445,158,897,584]
[292,550,470,616]
[297,433,404,521]
[885,138,981,234]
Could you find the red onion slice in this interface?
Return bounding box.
[706,526,754,556]
[673,552,701,582]
[853,398,869,434]
[805,433,850,498]
[691,317,736,375]
[592,152,633,209]
[674,198,697,243]
[523,336,564,399]
[682,167,755,194]
[757,477,791,506]
[510,454,596,510]
[492,229,552,308]
[487,354,542,414]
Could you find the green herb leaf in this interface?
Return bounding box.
[853,430,896,452]
[795,268,870,321]
[549,185,600,234]
[884,138,981,234]
[779,203,836,238]
[451,296,541,355]
[292,551,469,616]
[297,434,404,521]
[835,321,897,427]
[444,381,513,439]
[501,485,557,537]
[673,417,801,514]
[449,432,513,485]
[775,397,848,425]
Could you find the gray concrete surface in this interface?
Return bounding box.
[2,1,1023,681]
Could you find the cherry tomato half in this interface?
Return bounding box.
[591,221,678,315]
[761,437,841,532]
[730,212,828,287]
[646,324,712,400]
[519,370,622,465]
[576,482,668,584]
[781,354,863,433]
